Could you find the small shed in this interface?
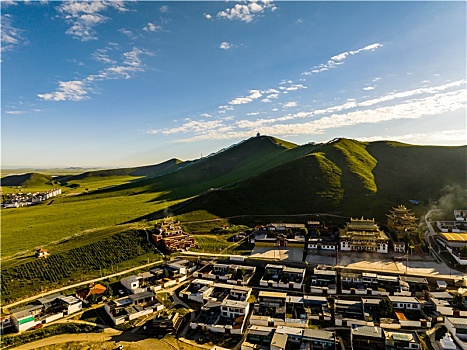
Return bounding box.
[437,280,448,290]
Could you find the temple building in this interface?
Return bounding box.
[386,205,418,237]
[152,218,197,253]
[340,218,389,253]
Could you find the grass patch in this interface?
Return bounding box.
[157,292,173,307]
[1,191,185,258]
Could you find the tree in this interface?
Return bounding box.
[459,245,467,258]
[88,294,98,305]
[378,297,393,318]
[163,268,169,278]
[299,227,308,237]
[453,293,465,308]
[101,281,113,298]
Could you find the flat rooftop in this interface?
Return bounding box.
[259,291,287,299]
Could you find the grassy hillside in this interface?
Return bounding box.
[171,151,345,217]
[1,172,53,187]
[93,136,321,201]
[58,158,184,181]
[169,138,466,221]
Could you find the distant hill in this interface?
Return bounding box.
[0,172,53,187]
[58,158,184,182]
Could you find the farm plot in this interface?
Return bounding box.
[0,230,160,304]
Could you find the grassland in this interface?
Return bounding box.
[1,190,184,258]
[1,174,143,195]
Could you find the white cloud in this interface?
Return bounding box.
[363,86,375,91]
[39,47,151,101]
[228,90,263,105]
[153,84,465,143]
[143,22,162,32]
[285,84,306,91]
[5,110,25,115]
[200,113,212,118]
[283,101,297,108]
[118,28,138,40]
[220,41,234,50]
[302,43,382,76]
[216,0,277,23]
[160,5,169,13]
[1,14,26,52]
[57,1,128,41]
[204,13,212,19]
[1,0,17,7]
[358,80,465,107]
[38,80,88,101]
[356,130,467,145]
[92,48,116,64]
[147,120,225,135]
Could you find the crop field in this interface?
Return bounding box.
[1,229,162,304]
[1,192,185,258]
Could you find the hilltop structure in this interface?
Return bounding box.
[152,218,197,253]
[339,218,389,253]
[386,205,418,238]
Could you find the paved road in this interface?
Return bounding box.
[3,259,164,312]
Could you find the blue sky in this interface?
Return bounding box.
[1,0,466,168]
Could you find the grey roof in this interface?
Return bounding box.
[10,304,43,315]
[352,326,383,338]
[388,296,419,303]
[140,271,155,279]
[447,317,467,329]
[129,291,154,301]
[362,298,381,305]
[58,295,81,305]
[11,310,35,319]
[400,276,429,284]
[430,292,453,300]
[302,328,335,341]
[37,293,63,305]
[271,332,288,348]
[222,299,248,308]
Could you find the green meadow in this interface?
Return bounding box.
[1,191,185,258]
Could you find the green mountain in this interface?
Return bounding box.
[96,135,324,200]
[149,137,466,220]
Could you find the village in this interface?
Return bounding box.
[2,206,467,350]
[1,188,62,208]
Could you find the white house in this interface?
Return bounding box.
[120,275,143,294]
[388,296,421,310]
